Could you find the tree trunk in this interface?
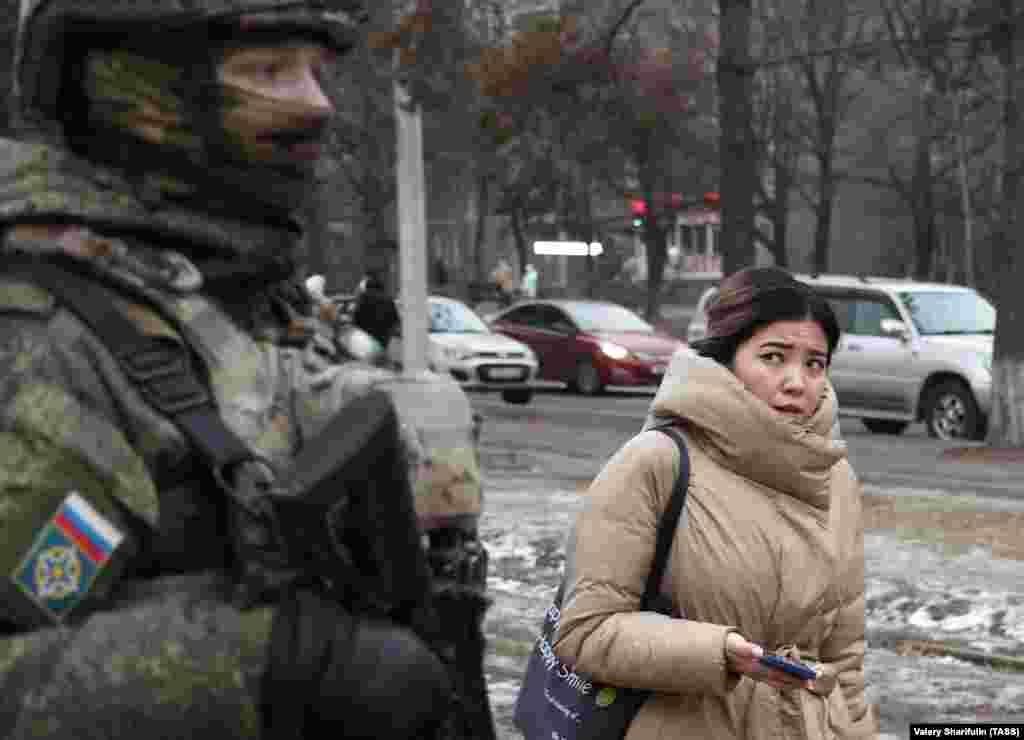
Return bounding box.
[643,219,668,323]
[509,207,529,285]
[955,89,976,287]
[717,0,757,276]
[473,175,490,288]
[911,95,937,281]
[580,167,596,299]
[769,156,791,269]
[812,154,834,276]
[986,5,1024,446]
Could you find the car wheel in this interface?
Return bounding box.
[862,419,909,435]
[501,388,533,405]
[573,360,604,396]
[923,379,983,441]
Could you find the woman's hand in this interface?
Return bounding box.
[725,633,815,691]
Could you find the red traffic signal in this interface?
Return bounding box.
[703,191,720,209]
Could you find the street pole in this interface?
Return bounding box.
[395,70,429,377]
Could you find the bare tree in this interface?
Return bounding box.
[751,1,807,268]
[793,0,872,275]
[464,1,716,319]
[982,0,1024,444]
[718,0,759,274]
[878,0,983,281]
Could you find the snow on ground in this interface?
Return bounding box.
[479,477,1024,737]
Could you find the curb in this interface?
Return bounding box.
[941,446,1024,464]
[883,639,1024,673]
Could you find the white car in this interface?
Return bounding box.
[686,275,996,440]
[390,296,538,404]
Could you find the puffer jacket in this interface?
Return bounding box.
[552,349,877,739]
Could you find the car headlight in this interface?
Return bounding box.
[600,341,631,361]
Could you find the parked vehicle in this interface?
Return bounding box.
[686,275,995,441]
[321,292,538,403]
[489,300,685,395]
[686,284,719,344]
[392,296,538,404]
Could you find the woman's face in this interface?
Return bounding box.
[731,319,829,421]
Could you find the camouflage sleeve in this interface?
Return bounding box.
[0,305,159,629]
[379,375,483,533]
[287,348,479,529]
[0,572,272,739]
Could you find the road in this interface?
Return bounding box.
[470,385,1024,501]
[467,386,1024,738]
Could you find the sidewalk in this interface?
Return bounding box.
[478,462,1024,737]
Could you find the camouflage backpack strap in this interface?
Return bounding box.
[5,258,253,478]
[3,256,285,602]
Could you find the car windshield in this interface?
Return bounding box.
[898,290,996,336]
[429,300,490,334]
[566,303,654,333]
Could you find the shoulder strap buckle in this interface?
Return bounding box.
[117,336,212,416]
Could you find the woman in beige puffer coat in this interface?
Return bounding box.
[552,267,877,739]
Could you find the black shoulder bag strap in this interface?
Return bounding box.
[554,424,690,613]
[642,425,691,614]
[5,258,257,483]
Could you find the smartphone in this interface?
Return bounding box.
[759,654,818,681]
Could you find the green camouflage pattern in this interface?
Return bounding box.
[0,132,484,546]
[15,0,367,126]
[0,132,484,730]
[83,51,202,156]
[76,47,332,214]
[0,572,272,738]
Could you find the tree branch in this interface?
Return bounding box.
[602,0,650,56]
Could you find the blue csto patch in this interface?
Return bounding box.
[11,493,122,623]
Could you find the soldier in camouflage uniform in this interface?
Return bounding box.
[0,1,493,738]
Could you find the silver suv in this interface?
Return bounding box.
[686,275,995,440]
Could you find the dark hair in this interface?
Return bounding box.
[363,273,387,293]
[690,267,840,367]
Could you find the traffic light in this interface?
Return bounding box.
[630,198,646,229]
[703,191,720,209]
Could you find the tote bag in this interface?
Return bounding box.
[513,426,690,740]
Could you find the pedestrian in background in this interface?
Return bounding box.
[432,254,449,289]
[490,258,515,306]
[354,267,401,352]
[552,266,876,739]
[521,263,538,298]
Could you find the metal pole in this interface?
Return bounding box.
[395,73,429,377]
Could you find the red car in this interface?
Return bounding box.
[489,300,685,394]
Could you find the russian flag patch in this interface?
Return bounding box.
[11,492,125,623]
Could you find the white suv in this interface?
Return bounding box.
[686,275,995,441]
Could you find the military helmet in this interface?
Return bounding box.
[14,0,367,129]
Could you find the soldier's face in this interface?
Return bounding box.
[217,42,335,167]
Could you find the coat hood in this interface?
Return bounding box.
[642,348,846,509]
